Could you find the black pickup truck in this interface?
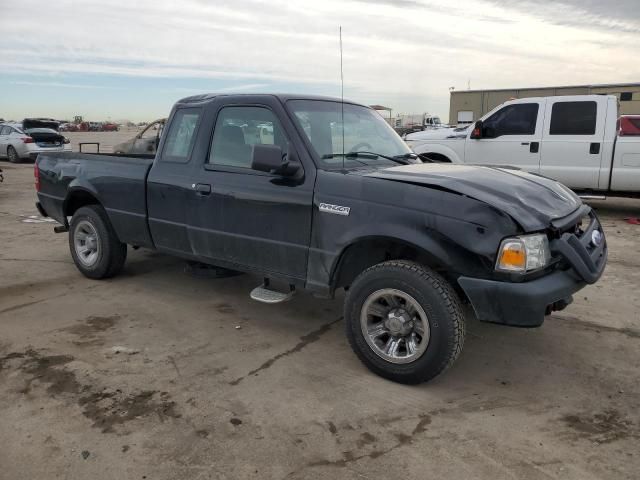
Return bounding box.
[35,94,607,384]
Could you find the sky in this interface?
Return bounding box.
[0,0,638,122]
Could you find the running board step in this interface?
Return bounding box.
[250,281,295,304]
[579,194,606,200]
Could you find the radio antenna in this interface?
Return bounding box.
[340,26,345,171]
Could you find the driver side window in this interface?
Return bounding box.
[483,103,539,138]
[209,106,287,169]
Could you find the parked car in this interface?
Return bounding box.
[102,122,119,132]
[0,121,70,163]
[59,123,79,132]
[405,95,640,195]
[35,93,606,384]
[113,118,166,154]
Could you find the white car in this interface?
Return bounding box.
[0,121,71,163]
[405,95,640,195]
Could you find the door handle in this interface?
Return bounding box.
[529,142,539,153]
[590,143,601,154]
[194,183,211,195]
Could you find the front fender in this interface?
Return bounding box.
[411,142,463,163]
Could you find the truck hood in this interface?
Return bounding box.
[364,164,581,231]
[405,127,466,142]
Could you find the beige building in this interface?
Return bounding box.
[449,83,640,125]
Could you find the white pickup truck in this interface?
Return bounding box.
[405,95,640,195]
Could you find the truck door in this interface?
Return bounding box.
[465,101,543,173]
[187,97,314,280]
[539,97,605,189]
[147,107,203,255]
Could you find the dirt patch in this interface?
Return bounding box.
[215,303,235,314]
[0,351,26,369]
[229,317,341,385]
[79,389,180,433]
[1,349,79,395]
[561,410,639,444]
[61,315,120,346]
[356,432,376,448]
[1,347,180,433]
[307,414,433,469]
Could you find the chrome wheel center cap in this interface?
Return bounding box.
[386,309,413,336]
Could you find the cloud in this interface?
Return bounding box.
[0,0,638,119]
[9,80,118,89]
[484,0,640,33]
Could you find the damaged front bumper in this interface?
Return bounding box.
[458,206,607,327]
[458,269,585,327]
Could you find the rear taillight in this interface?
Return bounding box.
[34,164,40,192]
[22,136,34,144]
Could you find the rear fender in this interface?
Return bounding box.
[63,181,104,223]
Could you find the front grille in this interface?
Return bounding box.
[549,206,607,284]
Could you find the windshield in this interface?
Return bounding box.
[287,100,412,168]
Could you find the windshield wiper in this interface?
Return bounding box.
[392,153,419,164]
[322,151,411,165]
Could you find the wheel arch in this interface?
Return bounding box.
[411,143,461,163]
[63,186,103,220]
[330,235,453,293]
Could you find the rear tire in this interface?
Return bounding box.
[345,260,465,384]
[7,146,20,163]
[69,205,127,279]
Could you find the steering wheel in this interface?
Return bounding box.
[349,142,372,153]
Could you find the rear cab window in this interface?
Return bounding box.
[549,101,597,135]
[161,109,201,163]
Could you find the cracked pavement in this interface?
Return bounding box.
[1,161,639,479]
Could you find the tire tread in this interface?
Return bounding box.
[69,205,126,279]
[345,260,465,384]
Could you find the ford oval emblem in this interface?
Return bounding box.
[591,230,603,247]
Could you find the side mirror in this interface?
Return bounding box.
[470,120,483,139]
[251,144,300,176]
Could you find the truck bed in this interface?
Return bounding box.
[36,152,155,248]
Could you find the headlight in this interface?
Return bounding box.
[496,234,550,273]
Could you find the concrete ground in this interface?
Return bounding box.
[1,159,639,480]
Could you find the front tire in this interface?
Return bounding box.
[69,205,127,279]
[345,260,465,384]
[7,146,20,163]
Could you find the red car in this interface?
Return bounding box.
[618,115,640,136]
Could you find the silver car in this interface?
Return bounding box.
[0,122,71,163]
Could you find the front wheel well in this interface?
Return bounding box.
[64,190,101,218]
[332,238,446,292]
